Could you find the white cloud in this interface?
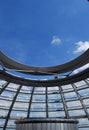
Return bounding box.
[51,36,61,45]
[74,41,89,54]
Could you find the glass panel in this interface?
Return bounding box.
[48,102,63,110]
[49,111,65,117]
[33,95,46,102]
[86,108,89,113]
[0,100,12,108]
[83,99,89,105]
[13,102,29,110]
[7,119,15,127]
[0,119,5,127]
[6,83,19,91]
[69,109,85,116]
[48,94,61,101]
[64,92,77,99]
[67,100,82,108]
[31,103,46,111]
[20,86,32,93]
[0,80,7,89]
[62,84,73,91]
[10,110,27,118]
[30,112,46,117]
[48,87,59,92]
[78,88,89,97]
[0,109,8,117]
[34,87,46,93]
[16,93,31,101]
[1,90,16,98]
[74,81,86,88]
[78,118,89,125]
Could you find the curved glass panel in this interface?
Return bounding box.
[0,77,89,130]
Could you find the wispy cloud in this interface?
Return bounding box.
[74,41,89,54]
[51,36,61,45]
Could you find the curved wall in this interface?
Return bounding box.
[15,118,78,130]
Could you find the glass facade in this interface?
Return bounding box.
[0,50,89,130]
[0,79,89,130]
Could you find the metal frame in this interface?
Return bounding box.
[0,49,89,75]
[3,85,22,130]
[0,49,89,130]
[58,86,69,118]
[0,68,89,87]
[27,87,35,118]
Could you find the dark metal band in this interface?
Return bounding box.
[0,49,89,75]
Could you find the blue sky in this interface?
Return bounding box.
[0,0,89,68]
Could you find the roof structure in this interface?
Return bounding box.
[0,50,89,130]
[0,49,89,75]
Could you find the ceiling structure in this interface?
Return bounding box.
[0,50,89,75]
[0,50,89,130]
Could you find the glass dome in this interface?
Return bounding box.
[0,50,89,130]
